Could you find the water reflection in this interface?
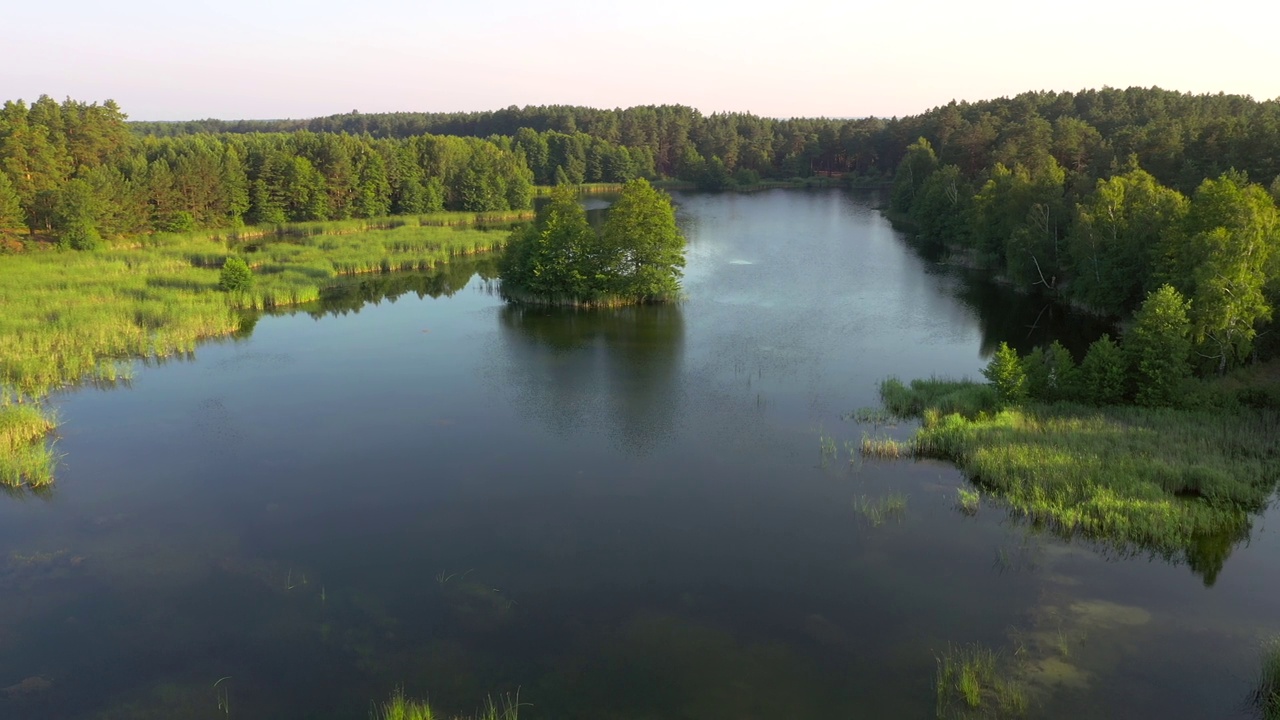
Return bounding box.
[306,256,499,319]
[951,277,1117,359]
[497,304,685,454]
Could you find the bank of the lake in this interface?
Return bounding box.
[871,377,1280,568]
[0,189,1276,719]
[0,211,517,487]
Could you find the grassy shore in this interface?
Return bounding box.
[0,211,514,488]
[872,377,1280,557]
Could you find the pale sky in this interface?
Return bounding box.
[5,0,1277,121]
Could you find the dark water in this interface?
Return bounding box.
[1,189,1276,719]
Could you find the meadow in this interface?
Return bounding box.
[0,213,514,488]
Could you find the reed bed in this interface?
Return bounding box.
[875,377,1280,554]
[859,434,912,459]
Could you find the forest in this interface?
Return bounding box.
[0,96,534,253]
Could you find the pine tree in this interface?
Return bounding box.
[1079,334,1128,405]
[982,342,1027,405]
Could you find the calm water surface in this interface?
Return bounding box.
[1,190,1276,719]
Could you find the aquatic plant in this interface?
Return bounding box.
[819,431,838,462]
[934,642,1026,718]
[859,433,911,459]
[375,687,521,720]
[956,488,980,516]
[1255,637,1280,719]
[213,676,231,717]
[846,406,899,427]
[855,493,908,526]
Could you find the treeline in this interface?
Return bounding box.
[892,134,1279,373]
[131,88,1280,192]
[0,96,533,249]
[131,104,881,183]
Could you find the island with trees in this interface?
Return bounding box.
[499,178,685,306]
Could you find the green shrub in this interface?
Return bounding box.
[219,255,254,292]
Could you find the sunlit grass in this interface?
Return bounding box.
[0,214,511,486]
[0,394,57,488]
[875,377,1280,555]
[859,433,912,459]
[955,488,980,516]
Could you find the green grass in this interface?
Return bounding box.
[0,212,513,487]
[375,688,520,720]
[859,433,912,459]
[874,377,1280,557]
[1256,637,1280,720]
[955,488,981,516]
[855,493,908,526]
[935,643,1026,718]
[0,395,57,488]
[532,183,623,197]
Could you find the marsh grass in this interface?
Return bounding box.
[0,213,512,485]
[956,488,981,516]
[0,396,57,488]
[1255,637,1280,719]
[818,430,838,462]
[855,493,908,526]
[376,688,521,720]
[859,433,912,459]
[935,643,1027,718]
[846,406,900,427]
[875,377,1280,555]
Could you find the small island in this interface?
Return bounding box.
[499,178,685,306]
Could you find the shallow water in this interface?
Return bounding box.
[0,189,1275,719]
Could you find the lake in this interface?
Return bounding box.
[0,189,1275,719]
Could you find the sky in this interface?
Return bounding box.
[5,0,1278,121]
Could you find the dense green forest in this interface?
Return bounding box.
[0,96,533,252]
[128,88,1280,194]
